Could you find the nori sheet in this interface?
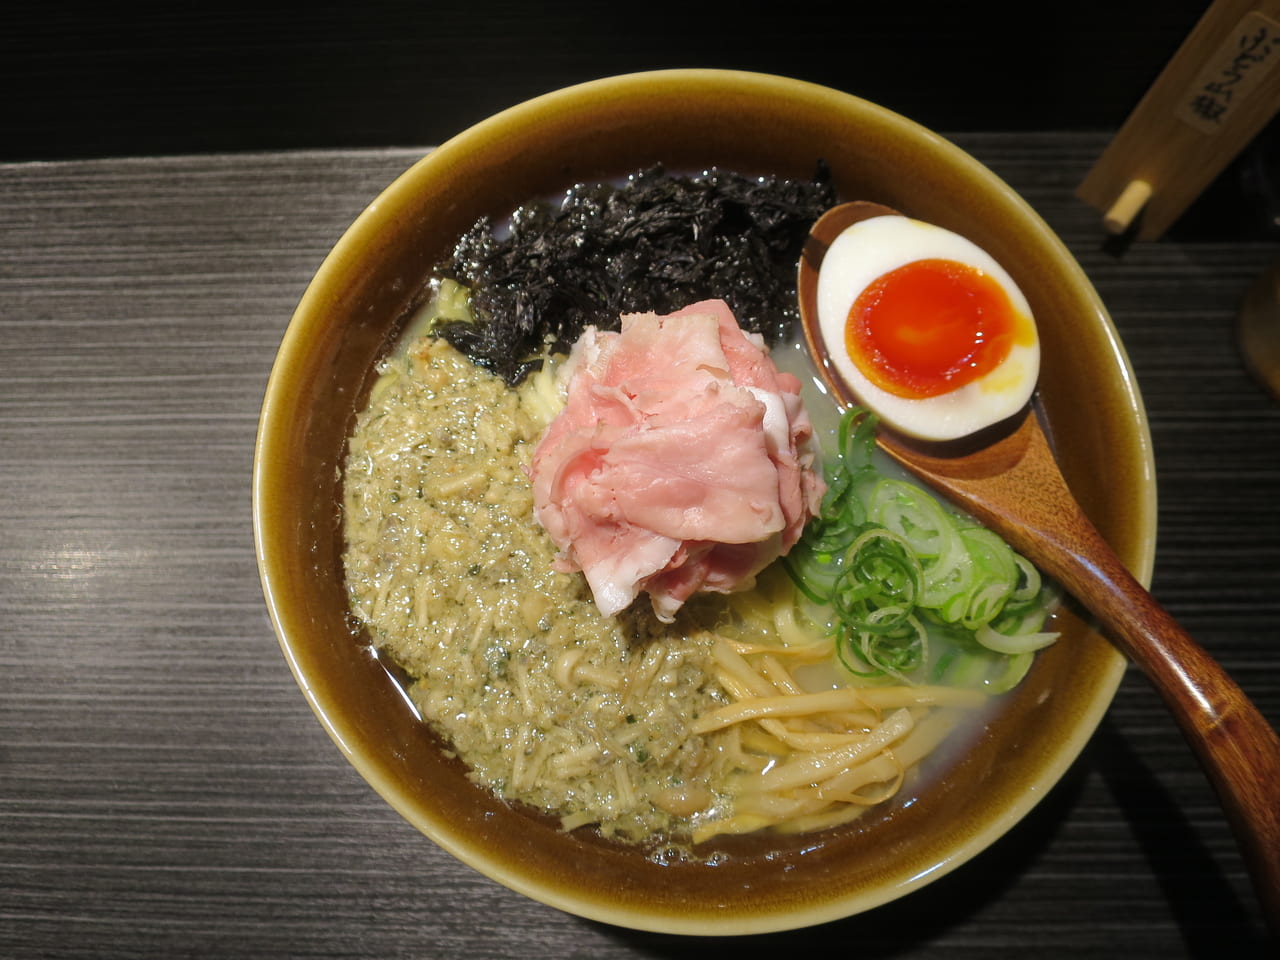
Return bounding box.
[433,163,836,384]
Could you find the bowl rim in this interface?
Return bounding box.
[253,67,1157,935]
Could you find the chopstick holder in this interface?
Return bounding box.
[1078,0,1280,239]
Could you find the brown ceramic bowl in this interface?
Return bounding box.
[253,69,1155,934]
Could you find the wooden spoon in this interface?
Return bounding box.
[798,201,1280,933]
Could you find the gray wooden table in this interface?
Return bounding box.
[2,134,1277,957]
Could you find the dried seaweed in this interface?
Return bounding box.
[433,163,836,384]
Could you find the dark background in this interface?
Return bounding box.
[0,0,1241,156]
[7,0,1275,238]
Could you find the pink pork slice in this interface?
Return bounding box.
[529,299,823,622]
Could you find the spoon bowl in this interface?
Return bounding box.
[798,201,1280,934]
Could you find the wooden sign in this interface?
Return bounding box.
[1078,0,1280,239]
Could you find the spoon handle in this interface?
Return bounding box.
[1041,518,1280,935]
[876,413,1280,931]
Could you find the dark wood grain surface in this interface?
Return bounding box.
[1,131,1277,958]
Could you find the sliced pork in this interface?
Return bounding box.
[529,299,824,622]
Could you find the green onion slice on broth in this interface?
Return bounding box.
[783,408,1060,693]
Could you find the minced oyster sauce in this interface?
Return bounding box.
[342,337,738,843]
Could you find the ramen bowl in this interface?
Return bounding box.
[253,69,1155,935]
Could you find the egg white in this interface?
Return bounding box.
[815,214,1040,441]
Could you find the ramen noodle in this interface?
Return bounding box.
[343,334,992,845]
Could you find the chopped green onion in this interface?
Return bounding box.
[784,408,1060,692]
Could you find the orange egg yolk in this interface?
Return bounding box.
[845,258,1024,399]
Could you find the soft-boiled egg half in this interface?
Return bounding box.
[815,214,1039,441]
